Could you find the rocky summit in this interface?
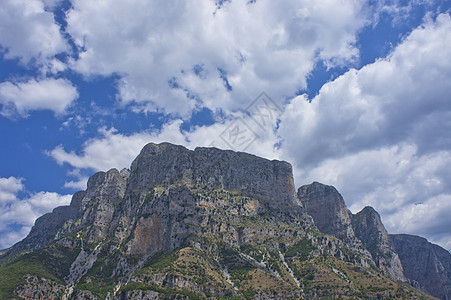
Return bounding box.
[0,143,450,299]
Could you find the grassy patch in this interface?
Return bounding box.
[0,254,62,299]
[138,250,179,274]
[76,282,115,299]
[285,239,315,261]
[119,281,206,299]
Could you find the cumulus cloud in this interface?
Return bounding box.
[0,0,67,64]
[0,176,24,204]
[65,0,369,116]
[49,122,186,172]
[277,14,451,250]
[0,176,71,250]
[278,13,451,169]
[0,78,78,118]
[41,0,64,10]
[63,177,90,190]
[280,14,451,169]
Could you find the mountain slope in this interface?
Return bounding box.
[391,234,451,300]
[298,182,451,300]
[351,206,406,282]
[0,142,448,299]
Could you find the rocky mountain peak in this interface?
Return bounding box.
[297,182,354,241]
[128,143,298,207]
[391,234,451,299]
[351,206,387,245]
[351,206,406,282]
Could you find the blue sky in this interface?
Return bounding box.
[1,0,451,251]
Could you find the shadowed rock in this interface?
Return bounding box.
[297,182,355,241]
[391,234,451,299]
[351,206,406,281]
[128,143,299,207]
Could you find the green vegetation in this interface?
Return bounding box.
[0,242,80,298]
[0,253,62,299]
[120,281,206,299]
[139,250,179,273]
[76,281,115,299]
[41,244,81,278]
[285,239,315,261]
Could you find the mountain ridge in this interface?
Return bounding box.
[0,142,449,299]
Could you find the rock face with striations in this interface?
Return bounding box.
[391,234,451,300]
[351,206,406,282]
[297,182,451,299]
[9,190,84,253]
[297,182,355,241]
[128,143,299,207]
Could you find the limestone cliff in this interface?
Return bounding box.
[297,182,450,299]
[351,206,406,282]
[391,234,451,300]
[128,143,299,207]
[297,182,354,241]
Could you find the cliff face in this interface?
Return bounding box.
[351,206,406,282]
[9,143,305,256]
[297,182,450,299]
[128,143,299,207]
[297,182,355,241]
[391,234,451,300]
[9,190,84,253]
[0,142,449,299]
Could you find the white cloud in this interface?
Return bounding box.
[63,177,89,190]
[0,78,78,118]
[42,0,64,10]
[386,193,451,237]
[49,122,187,172]
[0,176,71,249]
[276,14,451,250]
[279,13,451,171]
[0,177,24,204]
[65,0,369,116]
[0,0,67,64]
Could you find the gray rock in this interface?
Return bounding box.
[2,142,449,300]
[128,143,299,208]
[351,206,406,281]
[80,168,129,243]
[297,182,355,241]
[6,191,84,254]
[391,234,451,299]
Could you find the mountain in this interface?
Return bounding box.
[0,142,449,299]
[391,234,451,299]
[350,206,406,282]
[298,183,406,282]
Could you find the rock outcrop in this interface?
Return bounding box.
[297,182,355,241]
[391,234,451,299]
[129,143,299,207]
[8,190,84,254]
[351,206,406,282]
[297,182,450,299]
